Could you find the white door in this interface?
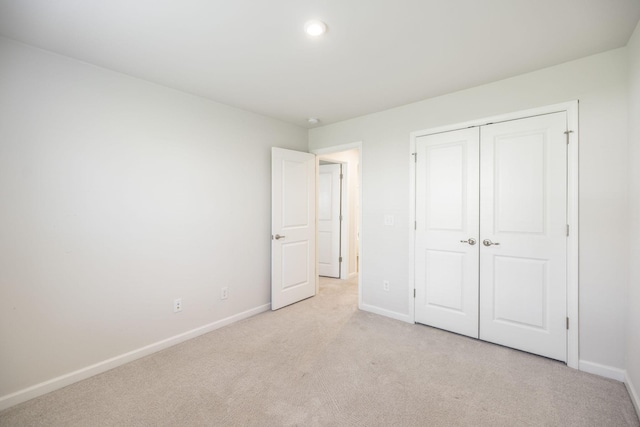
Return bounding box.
[479,112,567,361]
[414,127,480,338]
[414,112,568,361]
[318,163,342,278]
[271,148,316,310]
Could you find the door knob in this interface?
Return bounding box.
[483,239,500,246]
[460,238,476,245]
[274,234,286,240]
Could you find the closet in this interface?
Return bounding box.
[414,111,568,362]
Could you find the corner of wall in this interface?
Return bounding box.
[626,372,640,419]
[625,17,640,420]
[578,360,627,382]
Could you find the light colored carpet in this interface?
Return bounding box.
[1,276,638,426]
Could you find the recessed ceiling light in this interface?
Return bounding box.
[304,20,327,37]
[308,118,320,125]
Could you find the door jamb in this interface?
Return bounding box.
[312,142,363,310]
[409,101,579,369]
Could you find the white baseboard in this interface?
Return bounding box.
[360,303,412,324]
[626,373,640,418]
[579,360,626,382]
[0,303,271,412]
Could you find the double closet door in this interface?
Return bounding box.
[414,112,568,362]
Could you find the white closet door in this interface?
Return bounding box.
[318,163,341,278]
[415,128,480,338]
[479,112,567,361]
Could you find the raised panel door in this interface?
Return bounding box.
[479,112,567,361]
[318,163,341,278]
[414,127,480,338]
[272,148,316,310]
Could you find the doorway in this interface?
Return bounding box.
[312,143,362,307]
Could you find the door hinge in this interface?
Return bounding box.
[340,173,344,179]
[566,317,569,330]
[414,289,416,298]
[564,130,574,144]
[339,256,343,263]
[414,221,417,230]
[566,224,570,237]
[340,215,343,221]
[412,153,417,162]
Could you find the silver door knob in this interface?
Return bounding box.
[274,234,286,240]
[483,239,500,246]
[460,238,476,245]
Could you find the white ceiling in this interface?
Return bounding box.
[1,0,639,127]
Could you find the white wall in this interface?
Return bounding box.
[626,20,640,411]
[0,38,307,404]
[309,48,630,372]
[318,149,359,278]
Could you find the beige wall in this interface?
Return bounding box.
[0,38,307,405]
[310,48,630,373]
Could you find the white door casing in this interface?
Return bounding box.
[318,163,342,278]
[479,112,568,361]
[414,127,480,338]
[271,148,316,310]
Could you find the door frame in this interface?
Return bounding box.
[408,101,579,369]
[312,142,363,308]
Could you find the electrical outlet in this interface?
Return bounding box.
[383,281,390,291]
[221,287,229,300]
[173,298,182,313]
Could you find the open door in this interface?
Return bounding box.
[271,147,316,310]
[318,163,342,278]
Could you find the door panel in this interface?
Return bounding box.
[282,160,311,227]
[415,127,480,338]
[492,256,548,329]
[424,250,465,312]
[271,148,316,310]
[493,134,546,234]
[479,112,567,361]
[427,144,466,231]
[281,241,310,290]
[318,163,341,277]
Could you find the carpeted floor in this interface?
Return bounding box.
[1,275,638,426]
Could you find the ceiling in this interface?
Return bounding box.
[1,1,639,128]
